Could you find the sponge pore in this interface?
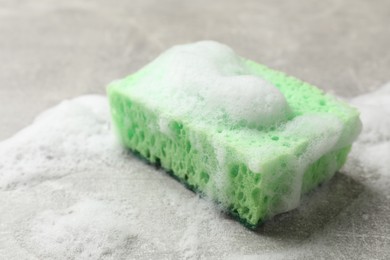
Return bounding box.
[107,41,361,228]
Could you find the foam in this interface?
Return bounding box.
[0,95,121,190]
[18,199,138,259]
[345,83,390,182]
[124,41,290,128]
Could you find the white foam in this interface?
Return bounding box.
[128,41,290,127]
[18,199,139,259]
[0,95,122,190]
[345,83,390,183]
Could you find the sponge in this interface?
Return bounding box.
[107,41,361,228]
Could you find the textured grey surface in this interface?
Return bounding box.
[0,0,390,259]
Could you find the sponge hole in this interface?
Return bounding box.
[229,165,239,178]
[186,141,192,153]
[139,131,145,141]
[254,174,261,184]
[200,171,210,183]
[127,129,135,139]
[169,121,183,136]
[252,188,260,201]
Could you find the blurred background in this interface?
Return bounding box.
[1,0,389,140]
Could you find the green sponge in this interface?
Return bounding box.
[107,41,361,228]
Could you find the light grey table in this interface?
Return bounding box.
[1,0,390,259]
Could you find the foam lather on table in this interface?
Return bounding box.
[107,41,361,228]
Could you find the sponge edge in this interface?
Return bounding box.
[107,41,361,227]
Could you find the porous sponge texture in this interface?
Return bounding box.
[107,42,360,227]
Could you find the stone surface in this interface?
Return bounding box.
[0,0,389,259]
